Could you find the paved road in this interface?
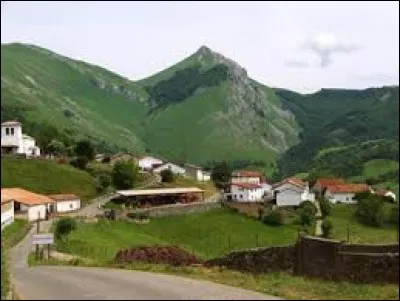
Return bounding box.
[10,222,280,300]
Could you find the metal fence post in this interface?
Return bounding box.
[347,223,350,243]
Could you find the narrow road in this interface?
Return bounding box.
[10,222,280,300]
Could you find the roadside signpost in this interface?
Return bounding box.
[32,233,54,260]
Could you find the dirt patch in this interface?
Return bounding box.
[115,246,202,266]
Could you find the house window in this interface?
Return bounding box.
[5,128,9,135]
[10,128,14,135]
[70,204,73,209]
[240,194,243,199]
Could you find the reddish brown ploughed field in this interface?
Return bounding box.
[115,246,201,266]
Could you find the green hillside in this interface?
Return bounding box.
[1,156,98,203]
[275,87,399,179]
[2,43,398,176]
[1,43,299,167]
[1,43,148,153]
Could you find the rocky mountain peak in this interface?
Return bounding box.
[194,46,248,80]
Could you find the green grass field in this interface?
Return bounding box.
[58,208,299,260]
[1,156,98,204]
[363,159,399,179]
[330,204,398,244]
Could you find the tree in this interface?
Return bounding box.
[321,218,333,238]
[211,161,232,191]
[46,139,65,156]
[74,139,95,161]
[319,198,332,217]
[355,194,385,227]
[160,169,174,183]
[96,173,111,192]
[112,160,139,189]
[55,218,77,240]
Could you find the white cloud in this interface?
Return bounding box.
[301,32,360,68]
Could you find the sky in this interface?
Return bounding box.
[1,1,399,93]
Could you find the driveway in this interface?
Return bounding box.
[10,223,281,300]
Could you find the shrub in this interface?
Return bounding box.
[297,208,315,227]
[70,156,89,170]
[160,169,174,183]
[389,205,399,226]
[355,195,385,227]
[319,198,332,217]
[97,173,111,189]
[55,218,77,240]
[112,160,139,189]
[321,218,333,238]
[263,209,284,226]
[299,200,317,215]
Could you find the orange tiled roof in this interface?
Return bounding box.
[272,177,306,189]
[316,178,345,187]
[325,184,370,194]
[1,188,55,206]
[232,182,262,189]
[232,170,263,178]
[48,194,79,201]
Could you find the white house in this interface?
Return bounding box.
[1,121,41,157]
[324,184,371,204]
[272,178,315,207]
[153,163,186,175]
[229,183,264,202]
[1,188,55,221]
[49,194,81,212]
[138,156,164,171]
[184,164,211,181]
[1,196,14,230]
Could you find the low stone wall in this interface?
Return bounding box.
[296,236,399,284]
[133,200,222,218]
[205,245,295,274]
[205,236,399,284]
[337,252,399,284]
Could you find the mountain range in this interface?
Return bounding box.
[1,43,398,180]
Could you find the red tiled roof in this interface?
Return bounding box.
[325,184,370,194]
[1,188,55,206]
[232,170,263,178]
[316,178,345,187]
[232,182,262,189]
[48,194,79,201]
[272,177,306,189]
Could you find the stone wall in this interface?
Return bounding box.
[337,252,399,284]
[296,236,399,284]
[204,235,399,284]
[205,245,295,274]
[133,200,221,218]
[295,236,341,280]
